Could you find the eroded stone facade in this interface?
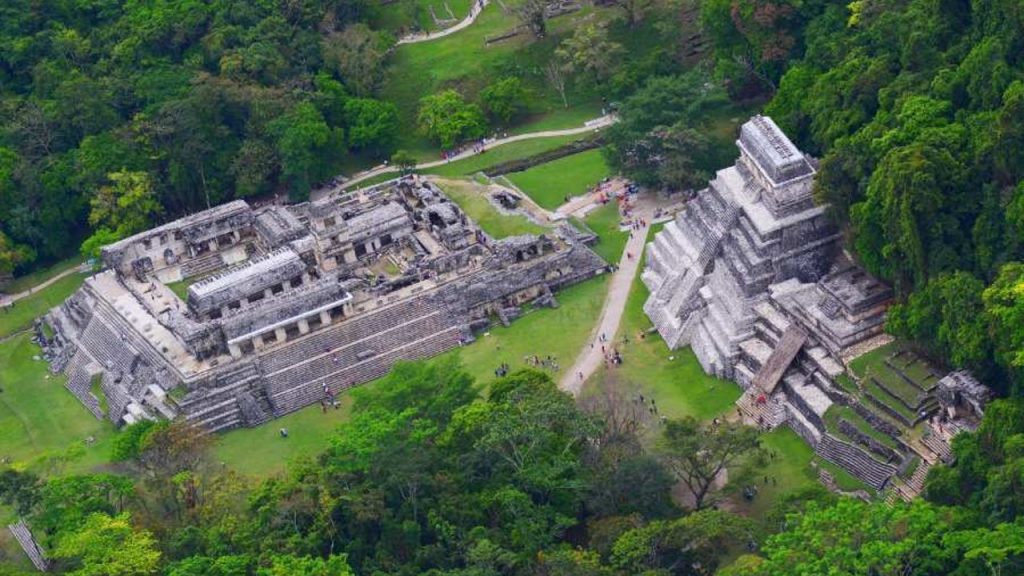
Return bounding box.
[642,116,987,494]
[43,177,607,431]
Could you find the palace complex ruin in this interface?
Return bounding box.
[643,116,990,497]
[40,177,607,432]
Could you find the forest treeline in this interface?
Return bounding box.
[0,0,693,276]
[3,361,1024,575]
[0,0,404,271]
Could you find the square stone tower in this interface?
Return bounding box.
[642,115,840,379]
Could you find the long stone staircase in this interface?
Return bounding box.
[62,349,104,419]
[815,433,897,490]
[920,433,953,463]
[260,297,463,416]
[751,325,807,394]
[7,519,49,572]
[180,251,225,278]
[736,389,787,430]
[179,361,263,432]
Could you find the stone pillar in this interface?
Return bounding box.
[232,230,241,242]
[275,327,287,343]
[221,306,230,318]
[343,302,354,316]
[239,297,248,307]
[265,288,274,299]
[302,272,312,284]
[320,310,332,325]
[228,343,242,359]
[208,239,217,252]
[253,334,265,350]
[298,318,310,334]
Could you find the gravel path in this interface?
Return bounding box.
[396,0,491,45]
[1,263,88,307]
[560,206,653,395]
[324,115,617,198]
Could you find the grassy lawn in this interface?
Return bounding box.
[435,178,548,238]
[216,274,611,477]
[0,333,116,474]
[438,274,609,385]
[0,272,89,339]
[849,341,898,378]
[381,3,608,156]
[506,149,612,210]
[3,256,83,294]
[423,134,585,175]
[583,230,738,422]
[370,0,474,34]
[165,279,192,301]
[728,427,817,519]
[579,202,629,265]
[823,404,899,450]
[214,392,359,477]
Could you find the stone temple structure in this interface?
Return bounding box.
[643,115,845,381]
[642,116,987,495]
[42,177,607,431]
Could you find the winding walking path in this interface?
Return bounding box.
[1,263,88,307]
[396,0,491,45]
[560,204,653,395]
[324,115,617,198]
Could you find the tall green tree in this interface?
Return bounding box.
[270,102,342,201]
[416,90,486,149]
[659,417,762,510]
[51,513,161,576]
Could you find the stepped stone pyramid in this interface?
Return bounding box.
[642,115,840,381]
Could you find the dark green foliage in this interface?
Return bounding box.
[603,70,730,191]
[111,420,159,463]
[0,0,395,270]
[754,0,1024,391]
[417,90,487,149]
[480,77,529,126]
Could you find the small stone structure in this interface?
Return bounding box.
[642,116,988,493]
[43,177,608,431]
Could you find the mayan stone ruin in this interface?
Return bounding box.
[642,115,989,494]
[39,177,608,432]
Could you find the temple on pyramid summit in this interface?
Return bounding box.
[642,116,991,495]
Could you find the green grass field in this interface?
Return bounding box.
[370,0,474,34]
[506,149,612,210]
[380,3,607,156]
[3,257,83,294]
[213,392,358,477]
[423,134,585,174]
[0,333,116,474]
[437,274,609,384]
[585,250,739,422]
[579,202,629,265]
[165,279,192,301]
[728,427,817,519]
[0,272,89,339]
[435,178,548,238]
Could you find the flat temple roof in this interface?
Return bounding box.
[189,248,302,299]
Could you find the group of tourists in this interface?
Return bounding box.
[524,354,560,372]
